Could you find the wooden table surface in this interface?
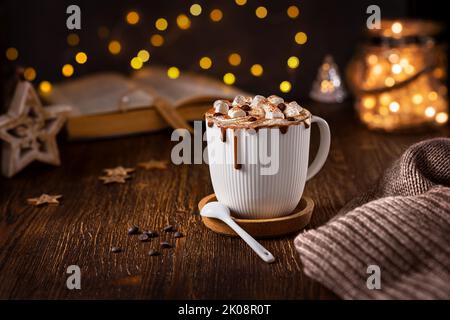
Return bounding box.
[0,102,448,299]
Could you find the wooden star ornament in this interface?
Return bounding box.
[103,166,135,176]
[27,194,62,206]
[0,81,71,177]
[138,160,168,170]
[99,174,131,184]
[99,165,134,184]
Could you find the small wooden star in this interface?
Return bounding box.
[0,81,71,177]
[138,160,168,170]
[99,174,131,184]
[27,194,62,206]
[103,166,135,177]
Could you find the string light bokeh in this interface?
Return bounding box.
[2,0,309,99]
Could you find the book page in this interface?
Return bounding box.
[132,66,247,108]
[48,73,155,116]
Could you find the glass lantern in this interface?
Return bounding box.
[347,19,448,131]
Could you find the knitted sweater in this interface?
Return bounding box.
[294,138,450,299]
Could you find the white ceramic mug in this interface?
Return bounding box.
[206,115,330,219]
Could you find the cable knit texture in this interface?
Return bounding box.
[294,138,450,299]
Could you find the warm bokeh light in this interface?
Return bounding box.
[126,11,140,25]
[130,57,143,70]
[190,4,202,16]
[235,0,247,5]
[155,18,168,31]
[210,9,223,22]
[425,106,436,118]
[223,73,236,85]
[294,32,307,44]
[400,58,409,67]
[373,64,383,75]
[75,52,88,64]
[177,14,191,30]
[435,112,448,124]
[320,80,335,93]
[412,94,423,105]
[367,54,378,65]
[362,97,376,109]
[62,64,74,77]
[279,81,292,93]
[250,64,263,77]
[255,6,268,19]
[362,112,374,123]
[228,53,241,66]
[389,101,400,113]
[287,5,299,18]
[137,50,150,62]
[391,64,402,74]
[24,67,36,81]
[388,53,399,63]
[5,47,18,61]
[167,67,180,79]
[39,81,52,95]
[391,22,403,34]
[150,34,164,47]
[199,56,212,69]
[379,106,389,116]
[67,33,80,46]
[433,68,445,79]
[287,56,300,69]
[108,40,121,54]
[380,94,391,105]
[385,77,395,87]
[428,91,438,101]
[405,65,415,75]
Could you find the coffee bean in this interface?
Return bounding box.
[240,104,251,111]
[111,247,122,253]
[248,117,257,122]
[163,225,175,232]
[160,241,173,249]
[148,249,160,256]
[144,231,158,238]
[128,225,139,235]
[138,233,150,242]
[213,112,223,117]
[174,231,184,238]
[277,103,286,111]
[287,117,296,121]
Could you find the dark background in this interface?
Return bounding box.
[0,0,448,106]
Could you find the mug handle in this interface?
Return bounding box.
[306,116,331,181]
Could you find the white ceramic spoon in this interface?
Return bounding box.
[200,202,276,263]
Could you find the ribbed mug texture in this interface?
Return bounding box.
[206,123,310,218]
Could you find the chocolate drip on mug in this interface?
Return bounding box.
[280,126,289,134]
[303,121,310,129]
[233,130,241,170]
[207,120,213,128]
[220,127,227,142]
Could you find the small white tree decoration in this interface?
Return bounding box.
[310,55,347,103]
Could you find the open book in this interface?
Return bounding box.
[48,66,245,139]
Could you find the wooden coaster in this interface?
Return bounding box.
[198,194,314,239]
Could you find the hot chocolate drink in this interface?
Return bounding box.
[205,94,330,218]
[205,95,311,133]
